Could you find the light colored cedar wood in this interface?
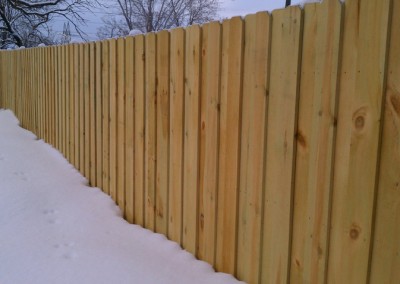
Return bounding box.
[198,26,206,258]
[35,50,40,137]
[69,45,75,167]
[54,47,59,151]
[65,45,70,162]
[45,48,49,141]
[61,45,66,157]
[58,46,62,152]
[198,21,221,266]
[95,41,103,190]
[89,42,97,186]
[236,12,269,284]
[370,1,400,282]
[43,49,47,139]
[327,0,392,282]
[57,46,62,152]
[117,37,126,214]
[59,46,65,154]
[21,52,23,126]
[134,35,145,226]
[290,1,342,283]
[84,44,91,179]
[109,39,118,201]
[168,27,185,245]
[79,44,85,175]
[36,50,39,135]
[40,49,44,139]
[57,46,61,153]
[215,16,244,275]
[36,50,39,134]
[155,30,170,235]
[42,48,48,141]
[50,48,54,145]
[35,50,37,131]
[262,6,302,284]
[182,25,201,256]
[74,44,80,171]
[47,48,51,141]
[102,40,110,195]
[57,46,63,154]
[65,45,72,162]
[124,36,135,223]
[145,32,157,231]
[50,49,54,144]
[38,49,41,135]
[34,50,36,131]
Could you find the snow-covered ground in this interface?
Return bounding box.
[0,109,242,284]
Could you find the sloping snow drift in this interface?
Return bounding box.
[0,109,242,284]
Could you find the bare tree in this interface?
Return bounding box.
[96,16,129,40]
[0,0,99,48]
[97,0,220,38]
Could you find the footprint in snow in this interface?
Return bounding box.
[54,242,78,260]
[43,209,60,225]
[13,171,28,181]
[43,209,59,215]
[0,155,4,161]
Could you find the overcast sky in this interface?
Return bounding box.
[63,0,306,41]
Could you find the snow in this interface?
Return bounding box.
[0,109,242,284]
[129,29,142,36]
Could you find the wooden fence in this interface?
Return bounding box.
[0,0,399,283]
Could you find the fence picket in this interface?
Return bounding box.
[182,25,201,256]
[370,1,400,281]
[198,21,221,266]
[215,16,244,275]
[145,32,157,231]
[290,1,342,283]
[0,3,397,283]
[236,12,270,283]
[327,0,391,282]
[134,35,145,226]
[155,30,170,235]
[125,36,135,223]
[168,28,185,245]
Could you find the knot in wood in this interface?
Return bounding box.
[349,226,360,240]
[354,116,365,130]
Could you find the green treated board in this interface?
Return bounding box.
[89,42,97,186]
[117,38,126,214]
[95,41,103,189]
[125,36,135,223]
[145,33,157,231]
[262,6,302,284]
[134,35,145,226]
[168,28,185,245]
[198,21,221,266]
[102,41,110,195]
[370,1,400,282]
[215,17,244,274]
[74,44,80,170]
[236,12,270,284]
[156,30,170,235]
[182,25,201,256]
[327,0,392,282]
[109,39,118,200]
[290,1,342,283]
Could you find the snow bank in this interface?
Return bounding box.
[0,109,242,284]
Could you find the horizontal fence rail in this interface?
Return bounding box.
[0,0,399,283]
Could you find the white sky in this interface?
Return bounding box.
[59,0,306,41]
